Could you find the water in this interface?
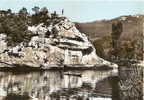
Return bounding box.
[0,70,113,100]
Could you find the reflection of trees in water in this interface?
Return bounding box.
[118,67,143,100]
[0,70,113,100]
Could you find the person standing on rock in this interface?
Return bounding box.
[62,9,64,15]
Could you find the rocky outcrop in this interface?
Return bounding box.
[0,15,117,69]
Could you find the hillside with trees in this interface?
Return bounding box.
[75,15,143,60]
[0,6,53,46]
[0,7,142,61]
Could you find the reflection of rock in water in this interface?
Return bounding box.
[95,77,112,96]
[0,70,114,100]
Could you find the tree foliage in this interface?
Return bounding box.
[111,21,123,58]
[111,22,123,49]
[18,7,28,19]
[31,6,49,25]
[0,7,52,46]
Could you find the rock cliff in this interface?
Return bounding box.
[0,15,117,69]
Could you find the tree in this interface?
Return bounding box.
[32,6,40,15]
[18,7,28,19]
[111,21,123,50]
[40,7,48,14]
[111,21,123,58]
[7,9,12,15]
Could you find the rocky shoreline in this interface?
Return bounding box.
[0,63,116,72]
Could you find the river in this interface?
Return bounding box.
[0,70,115,100]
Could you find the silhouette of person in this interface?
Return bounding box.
[62,9,64,15]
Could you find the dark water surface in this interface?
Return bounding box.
[0,70,114,100]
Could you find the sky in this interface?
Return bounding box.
[0,0,144,22]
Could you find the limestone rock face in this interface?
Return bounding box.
[0,16,117,68]
[0,34,7,54]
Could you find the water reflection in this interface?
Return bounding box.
[0,70,113,100]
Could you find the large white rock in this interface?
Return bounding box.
[0,34,7,54]
[0,17,117,69]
